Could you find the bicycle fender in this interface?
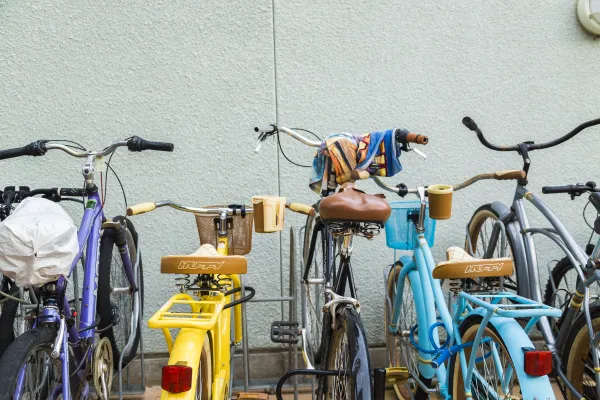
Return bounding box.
[468,308,555,399]
[162,328,208,399]
[490,201,530,298]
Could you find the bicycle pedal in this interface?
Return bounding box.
[270,321,299,344]
[384,367,410,384]
[236,392,270,400]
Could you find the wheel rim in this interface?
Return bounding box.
[453,323,522,399]
[109,230,136,353]
[468,209,517,292]
[327,326,352,400]
[386,264,421,398]
[196,340,212,400]
[15,342,60,399]
[302,229,325,362]
[566,317,600,400]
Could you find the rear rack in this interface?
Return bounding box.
[461,291,562,319]
[148,292,226,330]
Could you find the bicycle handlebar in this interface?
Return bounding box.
[0,137,174,161]
[127,200,253,217]
[372,169,526,196]
[542,181,598,195]
[462,116,600,153]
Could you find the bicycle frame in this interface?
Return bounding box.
[151,225,245,400]
[14,189,137,400]
[479,183,600,396]
[388,198,559,399]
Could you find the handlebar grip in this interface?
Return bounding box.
[286,203,316,216]
[541,185,576,194]
[493,170,526,181]
[126,202,156,216]
[462,117,478,131]
[395,129,428,145]
[127,137,174,152]
[0,141,47,160]
[60,188,86,197]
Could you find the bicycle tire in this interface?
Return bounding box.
[447,316,542,399]
[466,204,519,293]
[385,262,431,399]
[196,336,213,400]
[322,306,372,400]
[0,282,37,359]
[0,327,82,400]
[561,302,600,400]
[97,218,143,369]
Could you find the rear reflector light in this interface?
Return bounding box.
[523,348,553,376]
[161,365,192,393]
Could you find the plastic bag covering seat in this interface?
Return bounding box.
[0,197,78,287]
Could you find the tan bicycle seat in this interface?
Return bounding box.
[432,246,513,279]
[161,244,247,275]
[319,182,391,225]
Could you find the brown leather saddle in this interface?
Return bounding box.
[319,182,391,225]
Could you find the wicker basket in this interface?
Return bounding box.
[195,205,253,255]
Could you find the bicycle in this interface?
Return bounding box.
[378,172,562,399]
[126,197,313,399]
[0,136,173,400]
[0,185,88,359]
[540,182,600,309]
[462,116,600,399]
[254,125,428,400]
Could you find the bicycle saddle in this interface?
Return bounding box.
[319,182,391,225]
[432,246,513,279]
[161,243,247,274]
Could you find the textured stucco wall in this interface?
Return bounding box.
[1,0,599,363]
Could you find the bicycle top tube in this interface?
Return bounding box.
[372,169,526,197]
[126,200,254,217]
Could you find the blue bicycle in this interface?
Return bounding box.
[0,137,173,399]
[377,172,562,399]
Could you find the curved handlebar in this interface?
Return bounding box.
[0,137,174,161]
[463,116,600,153]
[542,181,598,195]
[127,200,254,217]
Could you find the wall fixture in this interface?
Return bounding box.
[578,0,600,35]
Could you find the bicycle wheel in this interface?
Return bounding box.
[196,338,213,400]
[97,219,143,368]
[466,204,518,292]
[301,219,326,364]
[0,327,82,400]
[323,307,372,400]
[385,262,431,399]
[448,317,527,399]
[562,303,600,399]
[544,256,600,308]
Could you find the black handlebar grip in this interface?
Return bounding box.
[462,117,479,132]
[127,136,174,152]
[0,141,47,160]
[60,188,86,197]
[542,185,577,194]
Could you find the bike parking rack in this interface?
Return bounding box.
[235,226,301,399]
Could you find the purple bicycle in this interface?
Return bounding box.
[0,137,173,399]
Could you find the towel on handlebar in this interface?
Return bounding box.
[309,129,403,194]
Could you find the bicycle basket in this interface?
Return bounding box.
[195,205,253,255]
[385,200,436,250]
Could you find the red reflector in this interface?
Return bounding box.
[524,350,553,376]
[161,365,192,393]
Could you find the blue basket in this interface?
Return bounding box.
[385,200,436,250]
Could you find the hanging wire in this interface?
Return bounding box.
[583,200,598,244]
[275,127,322,168]
[102,150,128,207]
[48,139,87,151]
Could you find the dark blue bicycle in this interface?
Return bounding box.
[0,137,173,399]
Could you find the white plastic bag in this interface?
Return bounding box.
[0,197,79,287]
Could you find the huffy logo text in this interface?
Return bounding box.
[464,263,503,274]
[177,261,225,271]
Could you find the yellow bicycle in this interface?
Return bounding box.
[127,198,313,400]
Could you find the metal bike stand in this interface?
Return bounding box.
[235,227,300,399]
[116,243,146,399]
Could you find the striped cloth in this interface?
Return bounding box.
[309,129,404,194]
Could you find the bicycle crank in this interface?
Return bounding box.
[93,337,114,399]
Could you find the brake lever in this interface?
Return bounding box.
[404,143,427,159]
